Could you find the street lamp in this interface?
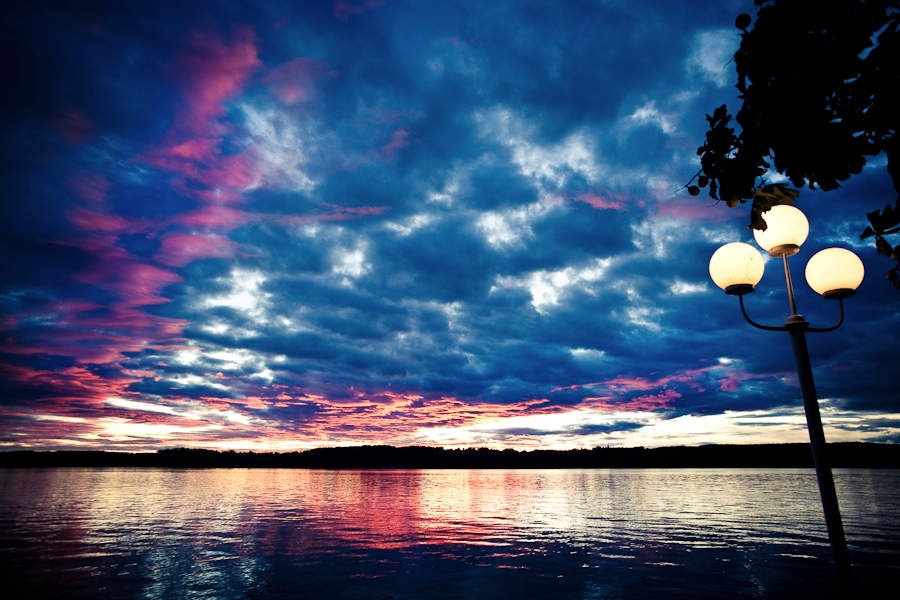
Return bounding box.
[708,204,864,588]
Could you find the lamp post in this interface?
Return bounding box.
[708,205,864,589]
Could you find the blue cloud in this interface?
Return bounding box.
[1,0,897,450]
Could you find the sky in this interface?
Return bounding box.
[2,0,898,452]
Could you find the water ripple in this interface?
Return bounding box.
[1,468,898,599]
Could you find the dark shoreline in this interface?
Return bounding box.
[1,442,898,469]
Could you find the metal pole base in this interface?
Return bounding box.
[787,323,855,592]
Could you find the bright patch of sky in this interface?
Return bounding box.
[492,259,612,313]
[241,103,319,193]
[688,29,739,87]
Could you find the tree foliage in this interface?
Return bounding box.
[688,0,900,286]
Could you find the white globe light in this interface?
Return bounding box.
[753,204,809,256]
[805,248,865,299]
[709,242,765,295]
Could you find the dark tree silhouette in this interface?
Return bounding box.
[688,0,900,286]
[2,443,899,469]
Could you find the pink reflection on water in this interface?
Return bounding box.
[2,469,897,598]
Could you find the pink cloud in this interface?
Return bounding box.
[165,27,260,126]
[717,369,780,393]
[174,206,253,231]
[719,377,741,393]
[270,204,391,227]
[263,57,338,105]
[554,367,716,405]
[278,392,556,441]
[143,137,258,201]
[333,0,387,21]
[66,173,110,204]
[584,389,682,412]
[67,208,133,234]
[601,368,710,393]
[584,388,682,412]
[2,295,188,366]
[67,237,183,307]
[139,27,262,204]
[158,137,221,162]
[0,364,133,407]
[155,232,240,267]
[109,263,184,307]
[551,381,603,392]
[172,204,388,232]
[657,198,742,222]
[600,375,667,392]
[575,192,626,211]
[1,30,279,414]
[379,128,411,159]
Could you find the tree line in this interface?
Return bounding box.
[2,442,898,469]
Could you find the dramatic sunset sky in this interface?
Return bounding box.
[2,0,898,452]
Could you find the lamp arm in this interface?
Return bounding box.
[807,298,845,333]
[738,295,787,332]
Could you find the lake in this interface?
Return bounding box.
[1,468,898,599]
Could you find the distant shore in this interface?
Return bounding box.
[1,442,898,469]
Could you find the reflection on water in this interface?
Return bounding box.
[1,469,898,599]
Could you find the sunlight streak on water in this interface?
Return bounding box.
[1,468,898,599]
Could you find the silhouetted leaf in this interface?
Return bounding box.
[687,0,900,286]
[868,208,884,228]
[750,206,767,230]
[712,104,728,121]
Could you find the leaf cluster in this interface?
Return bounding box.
[862,203,900,288]
[688,0,900,283]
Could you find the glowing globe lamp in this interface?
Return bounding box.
[753,205,809,257]
[709,242,765,295]
[805,248,865,299]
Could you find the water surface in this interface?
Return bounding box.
[1,468,898,599]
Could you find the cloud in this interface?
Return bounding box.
[574,192,626,212]
[625,101,678,135]
[263,57,338,106]
[687,29,738,88]
[66,208,134,234]
[155,232,241,267]
[379,128,412,159]
[200,268,271,322]
[491,258,612,314]
[240,103,319,193]
[164,27,261,127]
[65,173,110,204]
[477,108,606,189]
[2,1,898,452]
[477,199,563,249]
[141,27,262,203]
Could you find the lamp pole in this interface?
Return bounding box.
[708,205,865,591]
[786,318,853,583]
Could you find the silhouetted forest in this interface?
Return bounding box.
[1,442,898,469]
